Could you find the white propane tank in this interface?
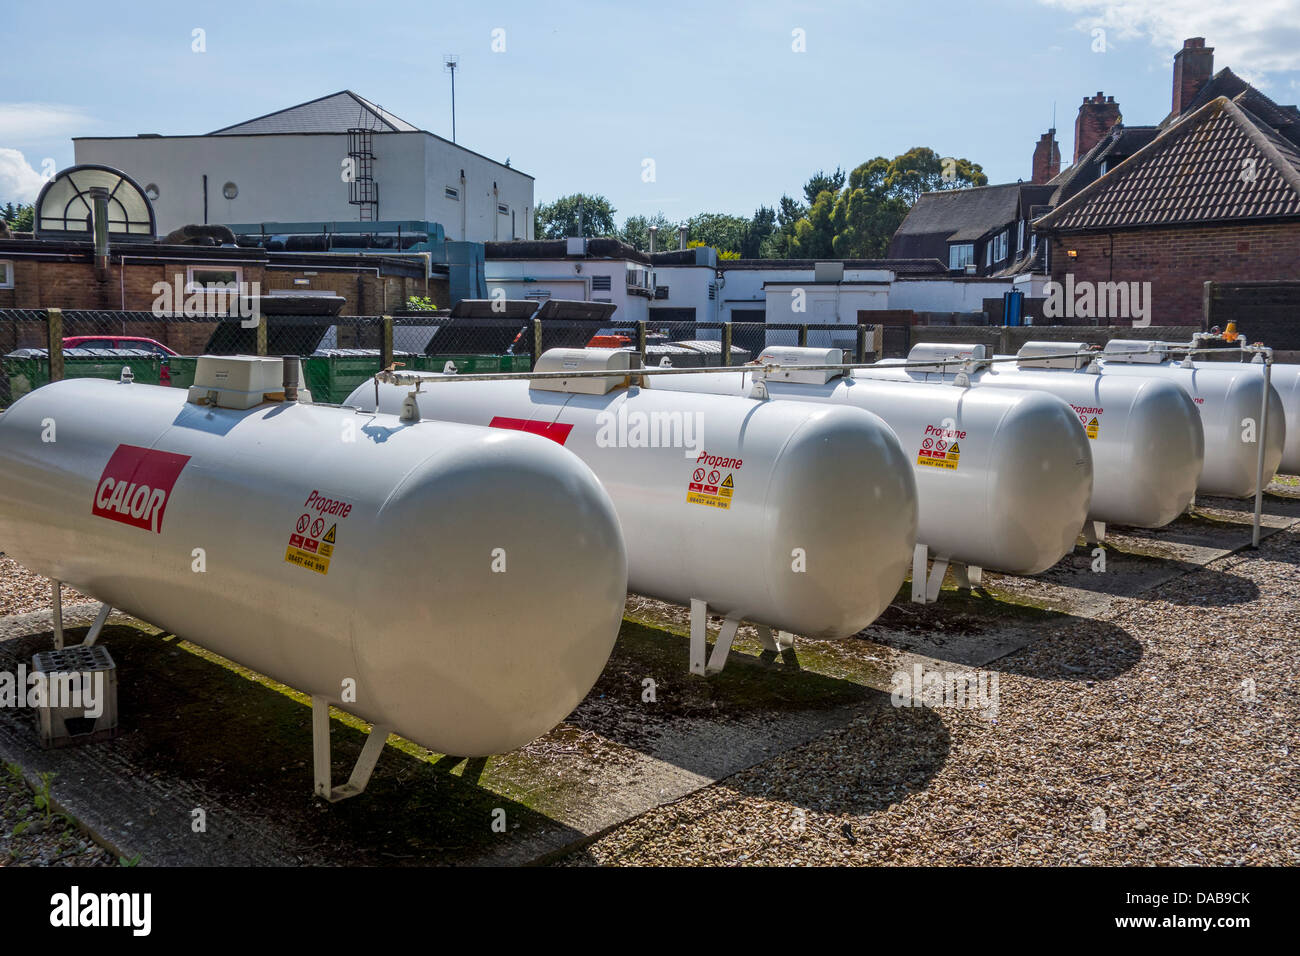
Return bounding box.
[1097,340,1297,477]
[856,343,1208,522]
[0,371,629,758]
[650,349,1094,573]
[343,349,919,640]
[1094,340,1284,497]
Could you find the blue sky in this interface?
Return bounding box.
[3,0,1299,222]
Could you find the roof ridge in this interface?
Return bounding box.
[208,90,355,135]
[1036,96,1300,229]
[1226,96,1300,196]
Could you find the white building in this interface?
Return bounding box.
[484,238,654,323]
[73,91,534,242]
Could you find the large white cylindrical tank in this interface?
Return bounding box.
[0,378,628,757]
[1094,358,1284,497]
[859,352,1210,517]
[1174,360,1299,476]
[963,365,1203,526]
[344,369,918,638]
[649,365,1093,572]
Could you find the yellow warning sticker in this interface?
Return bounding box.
[285,493,349,576]
[917,440,961,470]
[688,469,734,509]
[1086,417,1100,439]
[284,546,330,575]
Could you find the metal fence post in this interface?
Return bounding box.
[532,318,543,368]
[722,322,732,367]
[381,315,394,369]
[256,314,268,356]
[855,324,867,363]
[47,308,64,382]
[798,324,808,347]
[637,320,647,366]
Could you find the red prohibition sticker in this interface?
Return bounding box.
[91,444,191,534]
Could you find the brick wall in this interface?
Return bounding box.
[1048,221,1300,326]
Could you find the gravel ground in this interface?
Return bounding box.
[0,555,114,866]
[0,556,88,617]
[563,527,1300,866]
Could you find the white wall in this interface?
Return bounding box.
[763,283,890,324]
[652,265,720,322]
[889,277,1014,312]
[74,132,533,241]
[483,257,650,322]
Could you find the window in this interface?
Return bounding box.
[1017,220,1024,252]
[0,260,13,289]
[185,265,244,312]
[445,186,460,201]
[948,244,974,270]
[591,275,612,291]
[497,203,509,215]
[185,266,243,292]
[992,230,1008,263]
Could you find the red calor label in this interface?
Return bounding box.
[91,444,191,534]
[488,416,574,445]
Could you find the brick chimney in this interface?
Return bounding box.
[1074,92,1121,163]
[1032,129,1060,184]
[1172,37,1214,116]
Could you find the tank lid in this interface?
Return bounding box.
[907,342,988,371]
[1017,341,1096,370]
[1101,339,1171,364]
[757,346,845,384]
[187,355,307,409]
[531,348,636,395]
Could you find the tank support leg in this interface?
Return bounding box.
[689,599,743,676]
[51,580,64,650]
[911,545,948,604]
[756,625,795,653]
[1082,520,1106,545]
[312,696,391,802]
[81,603,113,647]
[49,585,114,651]
[953,564,983,590]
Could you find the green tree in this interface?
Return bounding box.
[883,147,986,204]
[740,206,776,258]
[683,212,750,256]
[782,149,987,259]
[620,212,678,252]
[1,202,33,232]
[802,168,846,205]
[534,194,618,239]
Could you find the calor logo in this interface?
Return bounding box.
[91,444,191,534]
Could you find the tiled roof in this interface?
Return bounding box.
[1170,68,1300,146]
[1035,96,1300,232]
[1047,126,1159,207]
[891,183,1023,244]
[210,91,418,135]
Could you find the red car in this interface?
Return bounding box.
[63,335,179,356]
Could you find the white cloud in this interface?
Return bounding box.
[1039,0,1300,86]
[0,148,49,203]
[0,102,93,144]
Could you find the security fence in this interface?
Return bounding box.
[0,308,884,407]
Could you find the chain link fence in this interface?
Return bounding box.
[0,308,881,407]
